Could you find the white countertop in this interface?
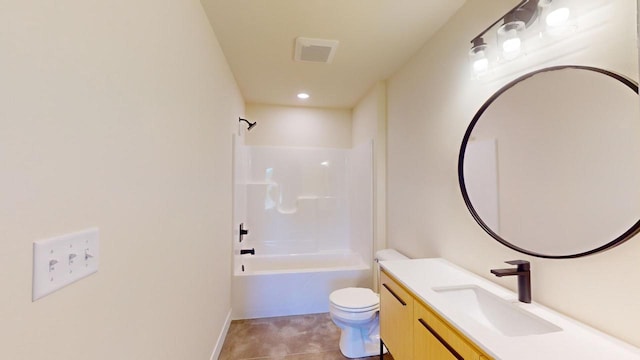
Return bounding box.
[380,258,640,360]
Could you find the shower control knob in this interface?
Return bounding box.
[239,223,249,242]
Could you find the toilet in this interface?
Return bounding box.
[329,249,409,358]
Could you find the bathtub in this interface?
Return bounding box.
[232,252,371,319]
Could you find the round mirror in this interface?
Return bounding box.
[459,66,640,258]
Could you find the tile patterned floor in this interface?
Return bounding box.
[218,313,394,360]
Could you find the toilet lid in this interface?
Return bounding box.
[330,288,379,310]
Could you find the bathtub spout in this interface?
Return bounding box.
[240,248,255,255]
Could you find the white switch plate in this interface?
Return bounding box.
[32,228,99,301]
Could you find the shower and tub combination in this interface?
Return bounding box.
[232,134,374,319]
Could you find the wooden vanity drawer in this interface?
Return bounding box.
[380,270,414,360]
[414,300,484,360]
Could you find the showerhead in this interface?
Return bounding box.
[239,117,257,131]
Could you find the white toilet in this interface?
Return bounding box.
[329,249,409,358]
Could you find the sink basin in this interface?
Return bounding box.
[432,285,562,337]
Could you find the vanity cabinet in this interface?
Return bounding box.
[380,270,492,360]
[380,270,414,360]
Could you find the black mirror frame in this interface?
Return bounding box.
[458,65,640,259]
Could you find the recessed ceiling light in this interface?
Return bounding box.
[297,93,310,99]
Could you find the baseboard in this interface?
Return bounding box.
[210,309,233,360]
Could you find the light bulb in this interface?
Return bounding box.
[502,29,521,53]
[297,92,310,99]
[546,7,570,27]
[473,57,489,74]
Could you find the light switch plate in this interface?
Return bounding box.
[32,228,99,301]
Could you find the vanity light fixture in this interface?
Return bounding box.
[469,0,571,76]
[497,2,537,60]
[469,37,489,75]
[498,20,524,59]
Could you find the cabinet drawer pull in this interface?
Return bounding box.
[382,283,407,306]
[418,318,463,360]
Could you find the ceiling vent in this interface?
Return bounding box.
[294,37,339,64]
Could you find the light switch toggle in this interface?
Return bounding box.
[68,253,77,265]
[49,259,58,272]
[84,249,93,260]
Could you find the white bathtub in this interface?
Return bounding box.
[232,252,371,319]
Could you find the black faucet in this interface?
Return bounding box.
[240,248,255,255]
[491,260,531,303]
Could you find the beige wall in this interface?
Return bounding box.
[387,0,640,347]
[244,103,352,148]
[0,1,243,359]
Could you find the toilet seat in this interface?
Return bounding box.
[329,288,379,312]
[331,303,378,313]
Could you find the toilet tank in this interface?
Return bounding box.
[373,249,409,291]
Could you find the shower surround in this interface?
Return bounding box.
[232,138,373,319]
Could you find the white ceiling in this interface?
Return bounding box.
[201,0,466,109]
